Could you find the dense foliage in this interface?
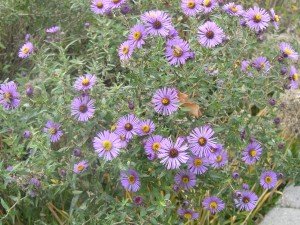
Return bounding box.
[0,0,299,224]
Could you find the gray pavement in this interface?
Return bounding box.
[260,185,300,225]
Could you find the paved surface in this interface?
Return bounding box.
[260,185,300,225]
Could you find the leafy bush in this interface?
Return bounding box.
[0,0,299,224]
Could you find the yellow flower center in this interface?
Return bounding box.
[96,1,103,8]
[133,31,141,40]
[182,176,190,183]
[216,155,223,162]
[284,48,292,56]
[77,165,85,171]
[102,140,112,151]
[292,73,298,81]
[49,128,57,135]
[274,15,280,22]
[231,6,238,13]
[152,142,161,152]
[128,175,135,184]
[22,47,30,54]
[122,46,129,54]
[198,137,207,146]
[203,0,211,7]
[249,149,257,157]
[260,62,265,68]
[142,125,150,133]
[265,176,272,183]
[254,14,262,23]
[161,98,170,106]
[4,92,12,100]
[81,78,90,86]
[173,46,183,57]
[210,201,218,209]
[187,1,195,9]
[184,213,192,219]
[194,158,202,166]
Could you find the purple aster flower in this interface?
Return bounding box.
[174,170,196,190]
[113,130,129,148]
[152,87,179,116]
[181,0,202,16]
[18,42,34,58]
[202,196,225,214]
[187,155,209,175]
[25,34,31,41]
[270,9,280,29]
[93,130,122,160]
[115,114,140,139]
[244,6,270,32]
[223,2,243,16]
[118,40,134,61]
[165,38,193,66]
[133,196,143,206]
[46,26,60,34]
[121,4,131,14]
[279,42,299,61]
[0,81,20,110]
[241,60,252,76]
[177,208,199,220]
[128,24,147,48]
[200,0,219,14]
[141,10,173,37]
[269,98,276,106]
[232,171,240,179]
[281,66,288,75]
[167,27,179,39]
[43,120,63,143]
[73,160,88,174]
[91,0,108,14]
[208,143,223,156]
[260,170,278,189]
[252,56,270,73]
[187,125,217,157]
[120,169,140,192]
[137,119,155,136]
[105,0,126,9]
[73,148,82,157]
[234,190,258,211]
[210,150,228,168]
[157,137,189,170]
[23,130,32,139]
[242,141,263,165]
[289,66,299,89]
[240,18,247,27]
[84,22,90,28]
[128,100,135,110]
[74,74,97,92]
[71,96,95,122]
[29,178,41,188]
[6,165,14,172]
[147,152,157,161]
[26,85,34,97]
[144,135,165,158]
[197,21,225,48]
[242,183,250,190]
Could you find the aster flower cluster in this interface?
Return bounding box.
[241,56,271,76]
[90,0,127,15]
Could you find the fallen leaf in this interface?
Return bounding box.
[182,102,202,118]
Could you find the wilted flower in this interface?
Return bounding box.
[252,56,270,73]
[279,42,299,61]
[29,178,41,188]
[270,9,280,29]
[43,120,63,143]
[289,66,299,89]
[23,130,32,139]
[46,26,60,34]
[177,208,199,220]
[133,196,143,206]
[73,148,82,157]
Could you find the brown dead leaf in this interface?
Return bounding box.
[182,102,202,118]
[178,92,189,103]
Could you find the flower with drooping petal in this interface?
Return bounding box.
[105,0,126,9]
[115,114,140,139]
[144,135,165,158]
[157,137,189,169]
[71,96,95,122]
[279,42,299,61]
[152,87,179,115]
[260,170,278,189]
[137,119,155,136]
[120,169,140,192]
[202,196,225,214]
[223,2,243,16]
[118,40,134,61]
[234,190,258,211]
[128,24,147,48]
[187,125,217,157]
[197,21,225,48]
[74,160,88,174]
[200,0,218,14]
[74,74,97,92]
[46,26,60,34]
[270,8,280,29]
[93,130,122,160]
[18,42,34,58]
[165,38,194,66]
[210,150,228,168]
[252,56,270,73]
[208,143,223,156]
[289,66,299,89]
[43,120,63,143]
[187,155,209,175]
[177,208,199,220]
[242,141,263,165]
[243,6,270,32]
[174,170,197,190]
[166,27,179,39]
[0,81,20,110]
[181,0,202,16]
[91,0,108,14]
[241,60,252,76]
[113,130,130,148]
[141,10,173,37]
